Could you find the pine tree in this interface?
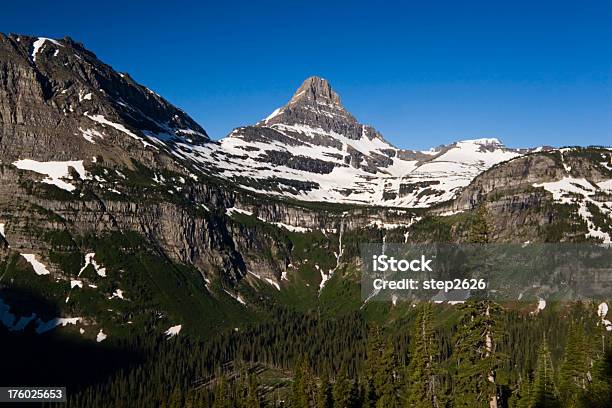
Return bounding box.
[291,358,316,408]
[317,373,333,408]
[578,342,612,408]
[362,376,377,408]
[213,376,232,408]
[468,204,490,244]
[375,340,401,408]
[333,364,360,408]
[531,340,560,408]
[406,303,443,408]
[167,385,183,408]
[245,374,262,408]
[558,323,589,406]
[364,325,386,405]
[452,301,505,408]
[509,373,532,408]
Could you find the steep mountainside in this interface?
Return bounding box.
[445,148,612,243]
[0,34,208,169]
[0,34,610,348]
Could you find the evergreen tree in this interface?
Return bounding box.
[509,373,532,408]
[362,376,377,408]
[558,323,589,406]
[364,326,385,405]
[245,374,262,408]
[317,373,333,408]
[375,340,401,408]
[406,303,443,408]
[452,301,505,408]
[213,376,232,408]
[531,340,560,408]
[578,343,612,408]
[468,204,490,244]
[291,358,316,408]
[333,364,359,408]
[167,386,183,408]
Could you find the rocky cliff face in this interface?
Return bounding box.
[429,148,612,243]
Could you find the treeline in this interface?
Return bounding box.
[56,301,611,408]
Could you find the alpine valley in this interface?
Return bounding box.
[1,34,611,408]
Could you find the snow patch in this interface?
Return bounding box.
[70,280,83,289]
[264,107,284,123]
[79,127,104,143]
[225,207,253,217]
[31,37,62,62]
[79,253,107,277]
[13,159,87,192]
[20,253,51,275]
[96,329,107,342]
[271,222,311,233]
[537,298,546,312]
[599,302,609,319]
[224,289,246,305]
[534,177,612,243]
[165,325,182,338]
[85,113,154,148]
[110,289,124,299]
[598,302,612,332]
[79,90,92,102]
[264,278,281,291]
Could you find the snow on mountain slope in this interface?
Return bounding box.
[175,77,532,207]
[0,33,538,210]
[533,152,612,244]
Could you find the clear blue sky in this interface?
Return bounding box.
[2,1,610,149]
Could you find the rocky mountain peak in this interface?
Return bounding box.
[288,76,342,107]
[259,76,383,142]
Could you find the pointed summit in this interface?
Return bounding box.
[289,76,342,106]
[260,76,381,141]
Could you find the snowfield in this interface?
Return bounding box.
[168,124,524,209]
[12,159,87,192]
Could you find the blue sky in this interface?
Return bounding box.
[2,1,610,149]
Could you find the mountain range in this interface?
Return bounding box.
[0,33,611,344]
